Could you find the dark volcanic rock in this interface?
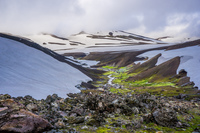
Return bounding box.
[68,116,85,124]
[178,69,187,77]
[62,52,87,58]
[81,82,97,89]
[120,105,134,116]
[176,94,188,99]
[87,118,101,126]
[177,76,191,86]
[0,99,52,133]
[26,103,38,112]
[0,109,52,133]
[153,107,178,127]
[0,90,199,132]
[69,107,84,116]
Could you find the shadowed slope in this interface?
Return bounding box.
[128,53,162,73]
[0,33,104,81]
[166,39,200,50]
[84,51,145,67]
[128,56,180,82]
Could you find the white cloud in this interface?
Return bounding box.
[0,0,200,37]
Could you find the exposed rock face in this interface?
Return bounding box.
[0,99,52,133]
[178,77,191,86]
[178,69,187,77]
[153,107,178,127]
[128,56,180,82]
[83,51,145,67]
[166,39,200,50]
[81,82,97,89]
[62,52,87,58]
[173,69,194,87]
[128,53,162,73]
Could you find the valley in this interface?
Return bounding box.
[0,32,200,133]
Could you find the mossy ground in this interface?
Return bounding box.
[86,65,200,132]
[77,65,200,133]
[100,65,198,97]
[71,107,200,133]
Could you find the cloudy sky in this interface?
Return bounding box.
[0,0,200,38]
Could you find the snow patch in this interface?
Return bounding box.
[25,32,169,54]
[0,37,91,99]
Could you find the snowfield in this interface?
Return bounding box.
[26,31,169,54]
[0,37,91,99]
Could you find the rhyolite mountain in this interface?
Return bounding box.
[0,31,200,133]
[1,31,200,99]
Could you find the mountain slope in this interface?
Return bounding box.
[0,36,91,99]
[82,39,200,88]
[25,31,167,54]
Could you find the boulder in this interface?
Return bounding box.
[0,99,52,133]
[177,76,190,86]
[153,107,178,127]
[67,116,85,124]
[178,69,187,77]
[26,103,38,111]
[120,105,134,116]
[54,119,66,128]
[87,118,100,126]
[176,94,188,99]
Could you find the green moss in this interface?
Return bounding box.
[112,72,136,80]
[109,65,176,89]
[91,78,108,88]
[118,66,130,73]
[96,127,111,133]
[185,95,199,101]
[121,125,126,129]
[144,122,176,132]
[100,64,197,98]
[187,108,200,131]
[102,65,118,69]
[103,71,116,76]
[133,86,186,97]
[109,88,132,95]
[151,82,175,87]
[113,77,175,88]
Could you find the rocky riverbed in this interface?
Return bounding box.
[0,88,200,133]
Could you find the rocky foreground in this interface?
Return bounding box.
[0,88,200,133]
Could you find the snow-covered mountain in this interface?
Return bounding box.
[24,31,200,89]
[1,31,200,100]
[25,31,168,54]
[0,35,91,99]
